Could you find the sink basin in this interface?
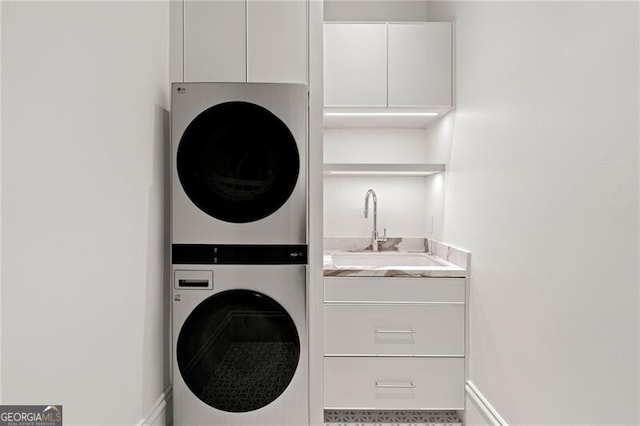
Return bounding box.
[331,252,447,268]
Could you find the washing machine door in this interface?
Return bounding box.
[176,289,300,412]
[177,101,300,223]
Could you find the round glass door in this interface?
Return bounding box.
[176,290,300,412]
[177,101,300,223]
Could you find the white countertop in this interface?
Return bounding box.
[323,249,467,278]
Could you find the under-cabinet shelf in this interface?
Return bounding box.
[323,163,446,176]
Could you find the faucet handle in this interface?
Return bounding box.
[380,228,388,241]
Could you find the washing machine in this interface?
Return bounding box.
[171,82,307,245]
[172,245,308,426]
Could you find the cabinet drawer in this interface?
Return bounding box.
[325,277,465,303]
[324,357,464,410]
[324,304,464,356]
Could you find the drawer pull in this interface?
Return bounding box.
[374,328,415,335]
[375,380,415,389]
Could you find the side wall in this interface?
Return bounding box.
[427,1,640,424]
[1,2,169,423]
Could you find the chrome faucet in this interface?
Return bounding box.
[364,189,387,252]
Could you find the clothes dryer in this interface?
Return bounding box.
[171,83,307,245]
[172,245,307,426]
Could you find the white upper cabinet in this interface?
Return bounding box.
[388,23,452,107]
[247,0,307,83]
[183,0,307,83]
[324,22,453,110]
[324,23,387,107]
[184,0,246,82]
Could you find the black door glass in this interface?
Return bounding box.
[177,290,300,412]
[177,101,300,223]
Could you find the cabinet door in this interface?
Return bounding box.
[247,0,307,83]
[184,0,246,82]
[388,23,452,107]
[324,23,387,107]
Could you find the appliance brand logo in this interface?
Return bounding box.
[176,87,186,94]
[0,405,62,426]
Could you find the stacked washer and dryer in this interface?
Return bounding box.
[171,83,308,425]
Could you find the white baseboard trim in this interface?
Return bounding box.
[138,385,173,426]
[466,380,508,426]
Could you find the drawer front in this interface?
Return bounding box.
[324,357,464,410]
[324,277,465,303]
[324,304,464,356]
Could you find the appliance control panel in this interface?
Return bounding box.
[172,244,308,265]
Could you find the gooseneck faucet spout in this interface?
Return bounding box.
[364,189,387,252]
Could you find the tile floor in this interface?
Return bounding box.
[324,410,462,426]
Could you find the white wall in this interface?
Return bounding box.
[324,128,447,164]
[323,128,447,239]
[1,2,169,424]
[324,175,430,238]
[427,1,639,424]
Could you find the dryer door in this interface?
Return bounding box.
[176,289,301,412]
[177,101,300,223]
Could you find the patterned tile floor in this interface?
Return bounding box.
[324,410,462,426]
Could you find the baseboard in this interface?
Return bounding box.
[138,385,173,426]
[465,381,508,426]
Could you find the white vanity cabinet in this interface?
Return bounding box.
[183,0,307,83]
[323,276,465,410]
[323,22,453,109]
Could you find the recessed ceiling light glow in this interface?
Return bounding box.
[324,112,439,117]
